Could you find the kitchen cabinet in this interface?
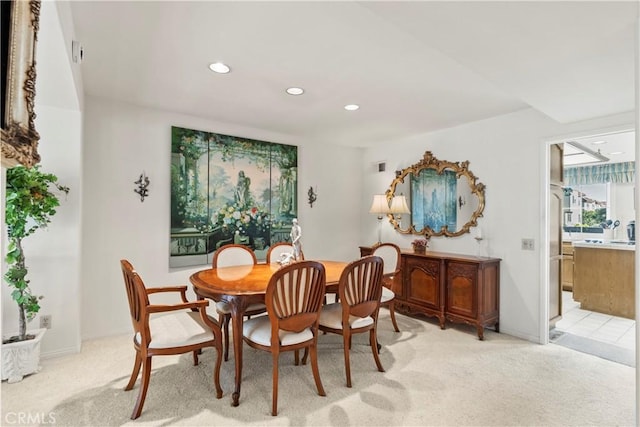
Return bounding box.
[562,242,574,291]
[573,242,635,319]
[359,246,500,339]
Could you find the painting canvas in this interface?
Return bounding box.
[170,126,297,267]
[411,169,457,233]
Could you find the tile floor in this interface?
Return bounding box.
[555,291,635,352]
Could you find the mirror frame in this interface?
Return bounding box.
[1,0,41,168]
[387,151,486,237]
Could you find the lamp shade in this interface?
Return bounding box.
[390,195,410,214]
[369,194,390,214]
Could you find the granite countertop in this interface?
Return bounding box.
[572,240,635,251]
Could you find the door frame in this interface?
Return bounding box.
[541,124,635,345]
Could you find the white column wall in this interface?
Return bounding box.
[80,96,363,339]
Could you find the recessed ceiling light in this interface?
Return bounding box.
[209,62,230,74]
[286,87,304,96]
[608,151,624,155]
[590,140,607,145]
[344,104,359,111]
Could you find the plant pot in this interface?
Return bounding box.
[412,246,426,254]
[1,328,46,383]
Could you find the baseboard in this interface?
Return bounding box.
[41,344,81,360]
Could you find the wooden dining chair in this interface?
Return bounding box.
[242,260,327,416]
[211,244,266,361]
[120,260,223,419]
[265,242,304,264]
[318,255,385,387]
[371,242,401,332]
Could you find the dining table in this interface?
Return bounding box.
[189,259,349,407]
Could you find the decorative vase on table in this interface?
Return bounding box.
[412,238,429,254]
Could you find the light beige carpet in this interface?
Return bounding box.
[1,311,635,426]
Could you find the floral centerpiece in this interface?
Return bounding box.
[215,203,270,240]
[411,238,429,253]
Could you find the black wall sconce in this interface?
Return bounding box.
[308,186,317,208]
[134,171,150,202]
[458,195,466,209]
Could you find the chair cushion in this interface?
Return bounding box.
[136,311,215,349]
[216,301,266,315]
[380,287,395,303]
[319,303,374,330]
[243,315,313,347]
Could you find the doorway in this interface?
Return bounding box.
[545,128,636,364]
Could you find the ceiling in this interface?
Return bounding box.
[66,1,637,149]
[565,129,635,165]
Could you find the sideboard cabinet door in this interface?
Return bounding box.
[446,260,478,320]
[402,254,445,327]
[445,259,500,340]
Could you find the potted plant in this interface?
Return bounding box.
[411,238,429,254]
[2,165,68,382]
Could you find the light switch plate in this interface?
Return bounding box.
[521,238,535,251]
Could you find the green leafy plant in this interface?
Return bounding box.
[4,165,69,343]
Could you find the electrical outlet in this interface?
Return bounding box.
[40,314,52,329]
[521,238,535,251]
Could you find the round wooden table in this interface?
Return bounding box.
[190,260,348,407]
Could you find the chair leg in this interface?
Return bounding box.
[369,329,385,373]
[192,350,199,366]
[125,351,142,391]
[131,356,152,420]
[301,347,309,365]
[294,349,300,366]
[343,332,352,388]
[271,352,279,416]
[212,344,223,399]
[309,343,326,397]
[388,301,400,332]
[221,314,231,362]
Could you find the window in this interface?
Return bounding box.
[563,183,608,233]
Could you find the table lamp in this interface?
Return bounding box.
[369,194,391,244]
[389,194,410,227]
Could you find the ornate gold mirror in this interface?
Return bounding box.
[387,151,485,237]
[1,0,41,168]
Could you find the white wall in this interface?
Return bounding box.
[362,108,634,342]
[80,96,363,340]
[611,183,635,240]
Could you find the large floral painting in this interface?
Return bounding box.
[170,126,298,267]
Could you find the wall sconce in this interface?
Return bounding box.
[134,171,150,202]
[458,195,466,209]
[390,194,411,227]
[369,194,391,244]
[308,186,317,207]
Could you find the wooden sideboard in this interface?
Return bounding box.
[360,246,501,340]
